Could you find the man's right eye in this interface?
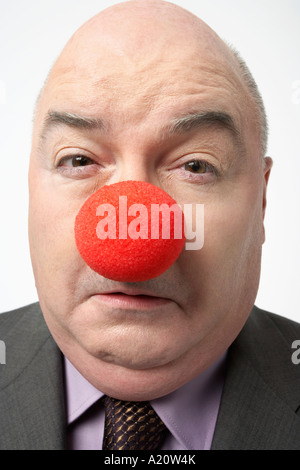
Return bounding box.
[58,155,95,167]
[55,154,102,179]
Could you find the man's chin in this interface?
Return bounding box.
[84,339,185,371]
[81,354,193,402]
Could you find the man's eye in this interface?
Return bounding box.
[58,155,95,167]
[184,160,213,174]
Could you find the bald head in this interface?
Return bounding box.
[63,0,228,60]
[45,0,235,92]
[35,0,267,158]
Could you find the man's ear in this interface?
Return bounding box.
[262,156,273,243]
[262,157,273,217]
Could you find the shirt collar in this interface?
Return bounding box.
[64,352,226,450]
[64,358,104,424]
[151,353,226,449]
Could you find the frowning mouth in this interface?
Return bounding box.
[92,291,173,310]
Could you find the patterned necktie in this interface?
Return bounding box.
[102,396,167,450]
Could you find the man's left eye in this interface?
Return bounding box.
[58,155,95,167]
[183,160,214,174]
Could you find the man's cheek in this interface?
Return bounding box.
[203,202,258,272]
[30,205,78,275]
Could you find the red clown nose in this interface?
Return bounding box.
[75,181,186,282]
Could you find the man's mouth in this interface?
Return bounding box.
[92,290,173,310]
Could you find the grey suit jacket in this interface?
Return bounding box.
[0,303,300,450]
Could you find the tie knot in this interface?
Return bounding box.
[102,396,167,450]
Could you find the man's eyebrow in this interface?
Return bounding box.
[40,110,106,141]
[39,110,240,144]
[167,111,241,140]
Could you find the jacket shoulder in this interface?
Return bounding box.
[0,304,65,449]
[0,303,53,390]
[0,303,43,336]
[261,308,300,339]
[212,306,300,449]
[233,305,300,411]
[249,306,300,348]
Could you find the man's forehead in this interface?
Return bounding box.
[40,34,242,124]
[38,69,244,143]
[47,0,237,87]
[34,0,256,151]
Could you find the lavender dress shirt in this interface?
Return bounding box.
[64,353,226,450]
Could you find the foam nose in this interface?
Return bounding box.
[74,180,185,282]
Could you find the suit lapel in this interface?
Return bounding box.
[212,307,300,450]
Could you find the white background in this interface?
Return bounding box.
[0,0,299,321]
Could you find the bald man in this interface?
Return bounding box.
[1,0,300,451]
